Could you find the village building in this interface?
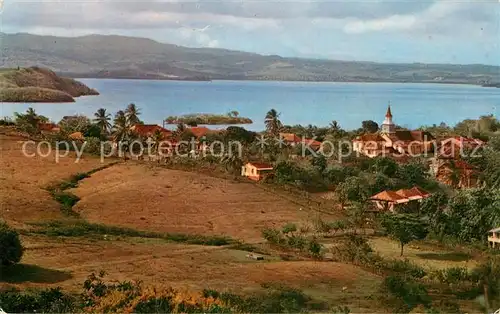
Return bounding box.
[353,106,435,158]
[430,159,479,189]
[279,133,322,150]
[241,162,274,181]
[435,136,485,159]
[488,227,500,249]
[130,124,172,140]
[38,122,60,133]
[369,186,431,212]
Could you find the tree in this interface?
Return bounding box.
[265,109,282,137]
[112,110,129,142]
[371,157,398,177]
[336,176,369,209]
[0,221,24,266]
[224,126,256,145]
[311,155,327,173]
[150,129,165,158]
[396,162,428,188]
[381,214,428,256]
[228,110,239,117]
[125,103,141,126]
[13,107,46,135]
[59,115,92,135]
[93,108,112,135]
[471,257,500,312]
[221,154,243,174]
[361,120,379,133]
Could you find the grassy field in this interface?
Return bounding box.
[0,132,389,312]
[369,237,481,270]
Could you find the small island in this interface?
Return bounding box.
[164,112,253,125]
[0,66,99,102]
[482,82,500,88]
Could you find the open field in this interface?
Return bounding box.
[70,163,334,242]
[1,133,388,311]
[369,237,481,270]
[0,133,114,226]
[1,234,385,311]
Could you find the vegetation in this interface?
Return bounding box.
[0,66,98,102]
[381,214,429,256]
[165,112,252,125]
[0,221,24,267]
[29,221,233,246]
[0,272,326,313]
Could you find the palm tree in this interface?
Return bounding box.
[125,103,141,126]
[150,129,165,160]
[174,123,186,138]
[265,109,282,136]
[112,110,128,142]
[329,120,340,132]
[93,108,112,135]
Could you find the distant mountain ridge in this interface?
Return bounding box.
[1,32,499,84]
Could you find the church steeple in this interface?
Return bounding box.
[381,103,395,134]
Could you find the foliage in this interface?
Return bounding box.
[336,176,369,207]
[383,275,431,312]
[224,126,256,145]
[0,287,76,313]
[381,214,429,256]
[13,107,48,135]
[0,222,24,267]
[125,103,142,125]
[371,157,398,177]
[262,225,324,258]
[93,108,112,135]
[361,120,379,133]
[58,115,91,134]
[396,161,428,188]
[265,108,283,136]
[30,221,233,246]
[164,113,252,125]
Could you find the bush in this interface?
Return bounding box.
[0,222,24,267]
[383,275,431,312]
[0,287,76,313]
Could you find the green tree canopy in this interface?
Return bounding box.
[381,214,429,256]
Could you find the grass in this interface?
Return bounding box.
[416,252,471,262]
[0,264,73,284]
[46,163,120,216]
[28,220,234,246]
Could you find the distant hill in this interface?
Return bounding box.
[0,66,99,102]
[2,32,499,84]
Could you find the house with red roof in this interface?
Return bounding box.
[241,162,274,181]
[279,133,322,150]
[130,124,172,140]
[431,159,478,189]
[436,136,485,159]
[353,105,434,158]
[38,122,60,133]
[369,186,431,212]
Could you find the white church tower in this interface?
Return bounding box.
[381,104,395,134]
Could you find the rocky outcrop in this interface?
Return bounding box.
[0,66,99,102]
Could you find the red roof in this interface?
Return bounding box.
[39,123,59,132]
[370,190,407,203]
[247,162,273,170]
[188,126,211,138]
[280,133,321,147]
[131,125,171,137]
[386,105,393,118]
[371,186,430,203]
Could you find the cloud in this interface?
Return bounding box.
[344,15,417,34]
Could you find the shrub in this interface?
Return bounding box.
[0,287,76,313]
[0,222,24,267]
[383,275,431,312]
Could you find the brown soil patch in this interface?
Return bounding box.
[72,163,328,242]
[0,134,114,226]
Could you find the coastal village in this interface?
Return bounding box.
[1,101,500,313]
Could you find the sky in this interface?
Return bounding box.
[2,0,500,65]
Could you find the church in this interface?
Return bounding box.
[353,106,435,158]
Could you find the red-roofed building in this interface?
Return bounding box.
[353,105,434,158]
[130,124,172,139]
[369,186,430,212]
[279,133,322,150]
[241,162,274,181]
[38,123,60,133]
[436,136,485,159]
[431,159,479,189]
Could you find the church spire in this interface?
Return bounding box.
[381,103,395,134]
[385,104,392,118]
